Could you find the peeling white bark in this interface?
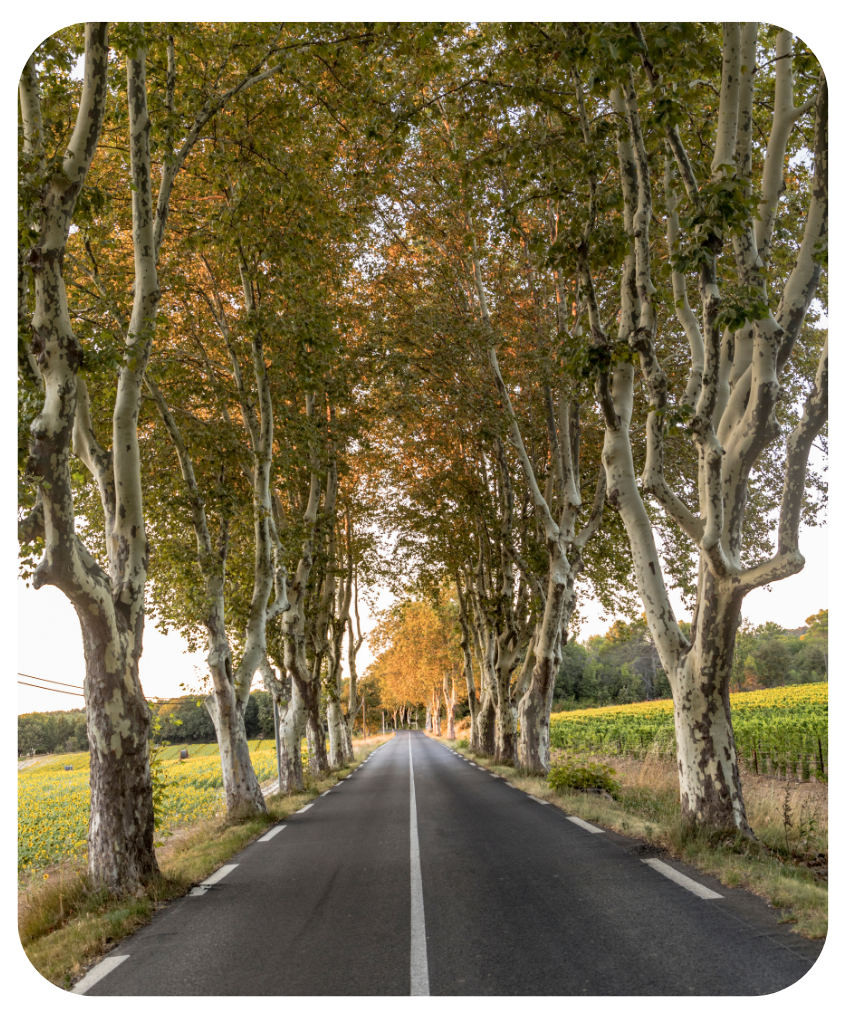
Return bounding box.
[596,24,827,832]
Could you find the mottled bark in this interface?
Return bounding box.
[82,607,158,892]
[326,699,346,769]
[595,26,827,831]
[21,25,162,894]
[444,673,457,740]
[263,658,304,794]
[206,659,266,818]
[455,573,479,748]
[475,689,496,755]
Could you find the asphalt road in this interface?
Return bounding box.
[81,731,822,995]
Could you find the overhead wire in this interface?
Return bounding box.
[18,672,261,707]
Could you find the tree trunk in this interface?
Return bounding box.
[670,585,752,832]
[475,688,496,756]
[493,664,517,764]
[277,682,305,794]
[446,700,456,740]
[83,615,159,894]
[517,651,558,775]
[304,683,328,774]
[205,668,267,819]
[432,696,441,736]
[425,705,432,731]
[326,696,346,769]
[341,710,354,761]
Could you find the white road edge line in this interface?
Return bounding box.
[408,737,430,996]
[643,858,724,899]
[567,816,605,834]
[258,824,287,842]
[528,795,551,804]
[320,789,332,796]
[189,863,239,896]
[296,803,314,813]
[71,954,130,994]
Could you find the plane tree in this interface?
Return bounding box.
[17,22,303,892]
[554,22,827,832]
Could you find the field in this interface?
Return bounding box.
[549,683,828,780]
[18,740,283,874]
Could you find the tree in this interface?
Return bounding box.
[19,22,313,891]
[563,23,827,833]
[18,23,162,894]
[802,609,828,677]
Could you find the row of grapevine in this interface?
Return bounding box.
[549,683,828,780]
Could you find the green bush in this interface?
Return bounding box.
[547,757,621,797]
[456,738,469,749]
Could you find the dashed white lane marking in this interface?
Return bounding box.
[320,790,332,796]
[408,737,430,996]
[296,803,313,813]
[189,863,239,896]
[528,795,551,805]
[643,858,724,899]
[258,824,287,842]
[71,954,129,994]
[567,816,605,834]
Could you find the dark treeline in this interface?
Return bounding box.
[19,687,389,757]
[18,709,89,756]
[553,610,828,711]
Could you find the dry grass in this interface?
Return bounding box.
[20,734,394,990]
[439,735,827,940]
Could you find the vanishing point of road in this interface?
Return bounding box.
[77,731,823,995]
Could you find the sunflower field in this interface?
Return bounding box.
[18,740,286,874]
[549,683,828,780]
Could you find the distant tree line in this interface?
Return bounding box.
[553,610,827,710]
[18,609,825,754]
[18,709,89,756]
[19,682,390,758]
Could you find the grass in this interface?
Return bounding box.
[19,733,394,991]
[436,734,827,940]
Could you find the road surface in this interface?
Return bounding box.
[78,731,822,995]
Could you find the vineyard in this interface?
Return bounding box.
[549,683,828,781]
[18,741,282,874]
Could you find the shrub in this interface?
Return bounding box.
[547,756,621,797]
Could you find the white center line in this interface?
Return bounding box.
[258,824,287,842]
[72,954,129,994]
[642,858,724,899]
[408,737,430,996]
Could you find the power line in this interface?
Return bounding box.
[18,680,85,697]
[18,667,264,708]
[18,672,84,689]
